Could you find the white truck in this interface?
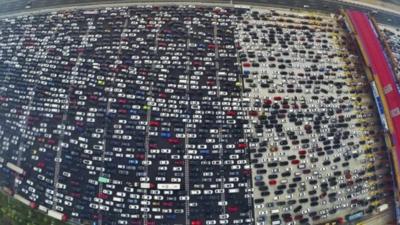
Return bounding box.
[6,162,25,175]
[48,209,68,222]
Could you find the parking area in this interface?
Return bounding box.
[0,3,396,225]
[238,8,394,225]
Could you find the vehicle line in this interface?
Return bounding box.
[213,17,228,218]
[142,20,159,225]
[0,5,396,225]
[13,24,55,191]
[235,17,255,223]
[97,14,130,225]
[184,25,192,225]
[51,22,91,211]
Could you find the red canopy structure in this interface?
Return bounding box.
[347,10,400,167]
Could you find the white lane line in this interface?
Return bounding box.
[213,19,227,217]
[97,15,129,225]
[142,22,159,225]
[236,47,255,223]
[51,22,91,211]
[184,25,192,225]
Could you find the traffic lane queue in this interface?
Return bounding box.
[0,11,81,209]
[0,5,254,225]
[152,6,253,225]
[0,4,393,225]
[239,9,393,225]
[3,6,173,224]
[1,9,106,221]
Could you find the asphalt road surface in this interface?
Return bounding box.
[0,0,399,26]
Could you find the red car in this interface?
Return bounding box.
[36,162,45,169]
[264,99,272,105]
[149,121,160,127]
[149,143,158,149]
[242,62,251,67]
[291,159,300,165]
[161,201,174,207]
[118,98,127,104]
[236,143,247,149]
[227,205,239,213]
[174,160,184,166]
[97,193,109,199]
[226,110,237,116]
[206,80,215,86]
[298,150,306,155]
[192,61,202,66]
[249,110,258,116]
[118,109,127,114]
[208,44,216,49]
[135,153,145,160]
[167,138,180,145]
[191,220,202,225]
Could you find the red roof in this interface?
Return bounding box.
[347,10,400,167]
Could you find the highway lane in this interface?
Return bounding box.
[0,0,399,26]
[241,0,400,25]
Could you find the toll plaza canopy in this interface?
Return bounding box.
[347,10,400,166]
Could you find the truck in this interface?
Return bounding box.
[48,210,68,222]
[14,194,31,206]
[6,162,25,175]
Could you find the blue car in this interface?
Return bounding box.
[160,132,172,138]
[128,159,139,165]
[255,175,263,181]
[129,109,138,115]
[199,149,210,155]
[165,214,177,220]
